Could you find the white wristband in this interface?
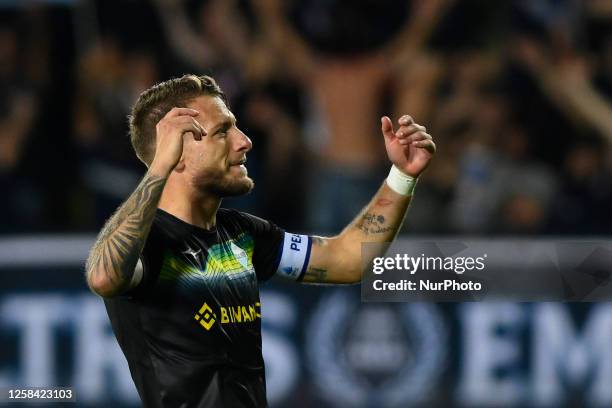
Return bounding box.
[386,165,417,196]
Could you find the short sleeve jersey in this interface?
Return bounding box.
[104,208,284,408]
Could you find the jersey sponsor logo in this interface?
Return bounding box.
[194,302,261,331]
[194,302,216,330]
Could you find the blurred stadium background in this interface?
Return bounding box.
[2,0,612,406]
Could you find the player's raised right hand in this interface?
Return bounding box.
[149,107,206,177]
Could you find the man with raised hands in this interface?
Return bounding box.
[85,74,435,408]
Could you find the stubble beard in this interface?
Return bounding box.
[196,168,254,197]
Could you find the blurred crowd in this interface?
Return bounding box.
[2,0,612,235]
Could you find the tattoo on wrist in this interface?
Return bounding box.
[356,212,393,235]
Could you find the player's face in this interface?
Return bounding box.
[182,95,254,196]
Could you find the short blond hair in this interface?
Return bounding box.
[128,74,226,165]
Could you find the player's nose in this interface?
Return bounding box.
[234,128,252,153]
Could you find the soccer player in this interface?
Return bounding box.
[85,74,435,407]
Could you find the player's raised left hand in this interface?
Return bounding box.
[381,115,436,178]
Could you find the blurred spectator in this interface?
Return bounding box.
[511,1,612,234]
[2,0,612,236]
[254,0,450,233]
[494,124,557,234]
[154,0,309,228]
[548,140,612,234]
[0,19,43,232]
[73,38,160,227]
[153,0,251,99]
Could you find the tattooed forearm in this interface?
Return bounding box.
[303,267,328,282]
[355,212,394,235]
[300,183,411,284]
[347,183,410,242]
[86,172,166,296]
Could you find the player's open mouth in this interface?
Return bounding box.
[230,159,248,174]
[230,159,246,167]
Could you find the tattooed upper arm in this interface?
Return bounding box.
[86,173,165,297]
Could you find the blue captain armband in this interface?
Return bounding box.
[275,233,312,280]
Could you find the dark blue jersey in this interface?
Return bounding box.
[104,208,284,408]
